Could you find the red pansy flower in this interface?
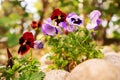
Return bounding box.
[6,48,14,68]
[31,20,42,29]
[51,9,66,25]
[18,32,34,55]
[31,21,38,29]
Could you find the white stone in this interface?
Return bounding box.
[40,54,53,66]
[44,70,69,80]
[40,54,53,72]
[66,59,120,80]
[100,46,114,55]
[104,53,120,68]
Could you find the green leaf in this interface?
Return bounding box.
[16,71,45,80]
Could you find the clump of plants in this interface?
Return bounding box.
[43,9,104,71]
[0,49,45,80]
[0,30,44,80]
[0,8,104,79]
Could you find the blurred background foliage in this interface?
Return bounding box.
[0,0,120,48]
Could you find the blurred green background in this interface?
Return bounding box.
[0,0,120,63]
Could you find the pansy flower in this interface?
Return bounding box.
[66,12,82,26]
[51,9,66,25]
[31,21,38,29]
[6,48,14,68]
[59,12,82,35]
[18,32,34,55]
[86,10,102,30]
[31,20,42,29]
[42,18,59,36]
[34,40,44,49]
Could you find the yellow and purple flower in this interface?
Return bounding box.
[66,12,82,26]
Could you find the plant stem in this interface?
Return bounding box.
[82,33,90,43]
[29,49,33,63]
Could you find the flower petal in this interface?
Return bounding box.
[18,44,30,55]
[51,9,66,24]
[42,23,57,36]
[59,22,67,28]
[34,41,44,49]
[19,37,25,45]
[31,21,38,29]
[86,10,102,30]
[23,32,34,40]
[66,12,82,26]
[90,10,101,21]
[86,23,97,30]
[19,32,34,47]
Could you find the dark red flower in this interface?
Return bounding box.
[51,9,66,25]
[31,21,38,29]
[6,48,14,68]
[18,32,34,55]
[31,20,42,29]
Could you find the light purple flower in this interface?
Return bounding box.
[59,22,74,32]
[66,12,82,26]
[86,10,102,30]
[34,40,44,49]
[42,18,58,36]
[89,10,101,21]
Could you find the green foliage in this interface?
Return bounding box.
[15,71,45,80]
[7,33,20,47]
[113,31,120,39]
[1,55,45,80]
[46,28,104,71]
[0,0,30,47]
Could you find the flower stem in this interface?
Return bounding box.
[82,33,90,43]
[29,49,32,62]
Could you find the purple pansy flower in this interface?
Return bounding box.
[86,10,102,30]
[42,18,58,36]
[34,40,44,49]
[66,12,82,26]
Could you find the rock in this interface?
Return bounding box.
[40,54,53,66]
[40,54,53,72]
[104,53,120,68]
[44,70,69,80]
[66,59,120,80]
[100,46,114,55]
